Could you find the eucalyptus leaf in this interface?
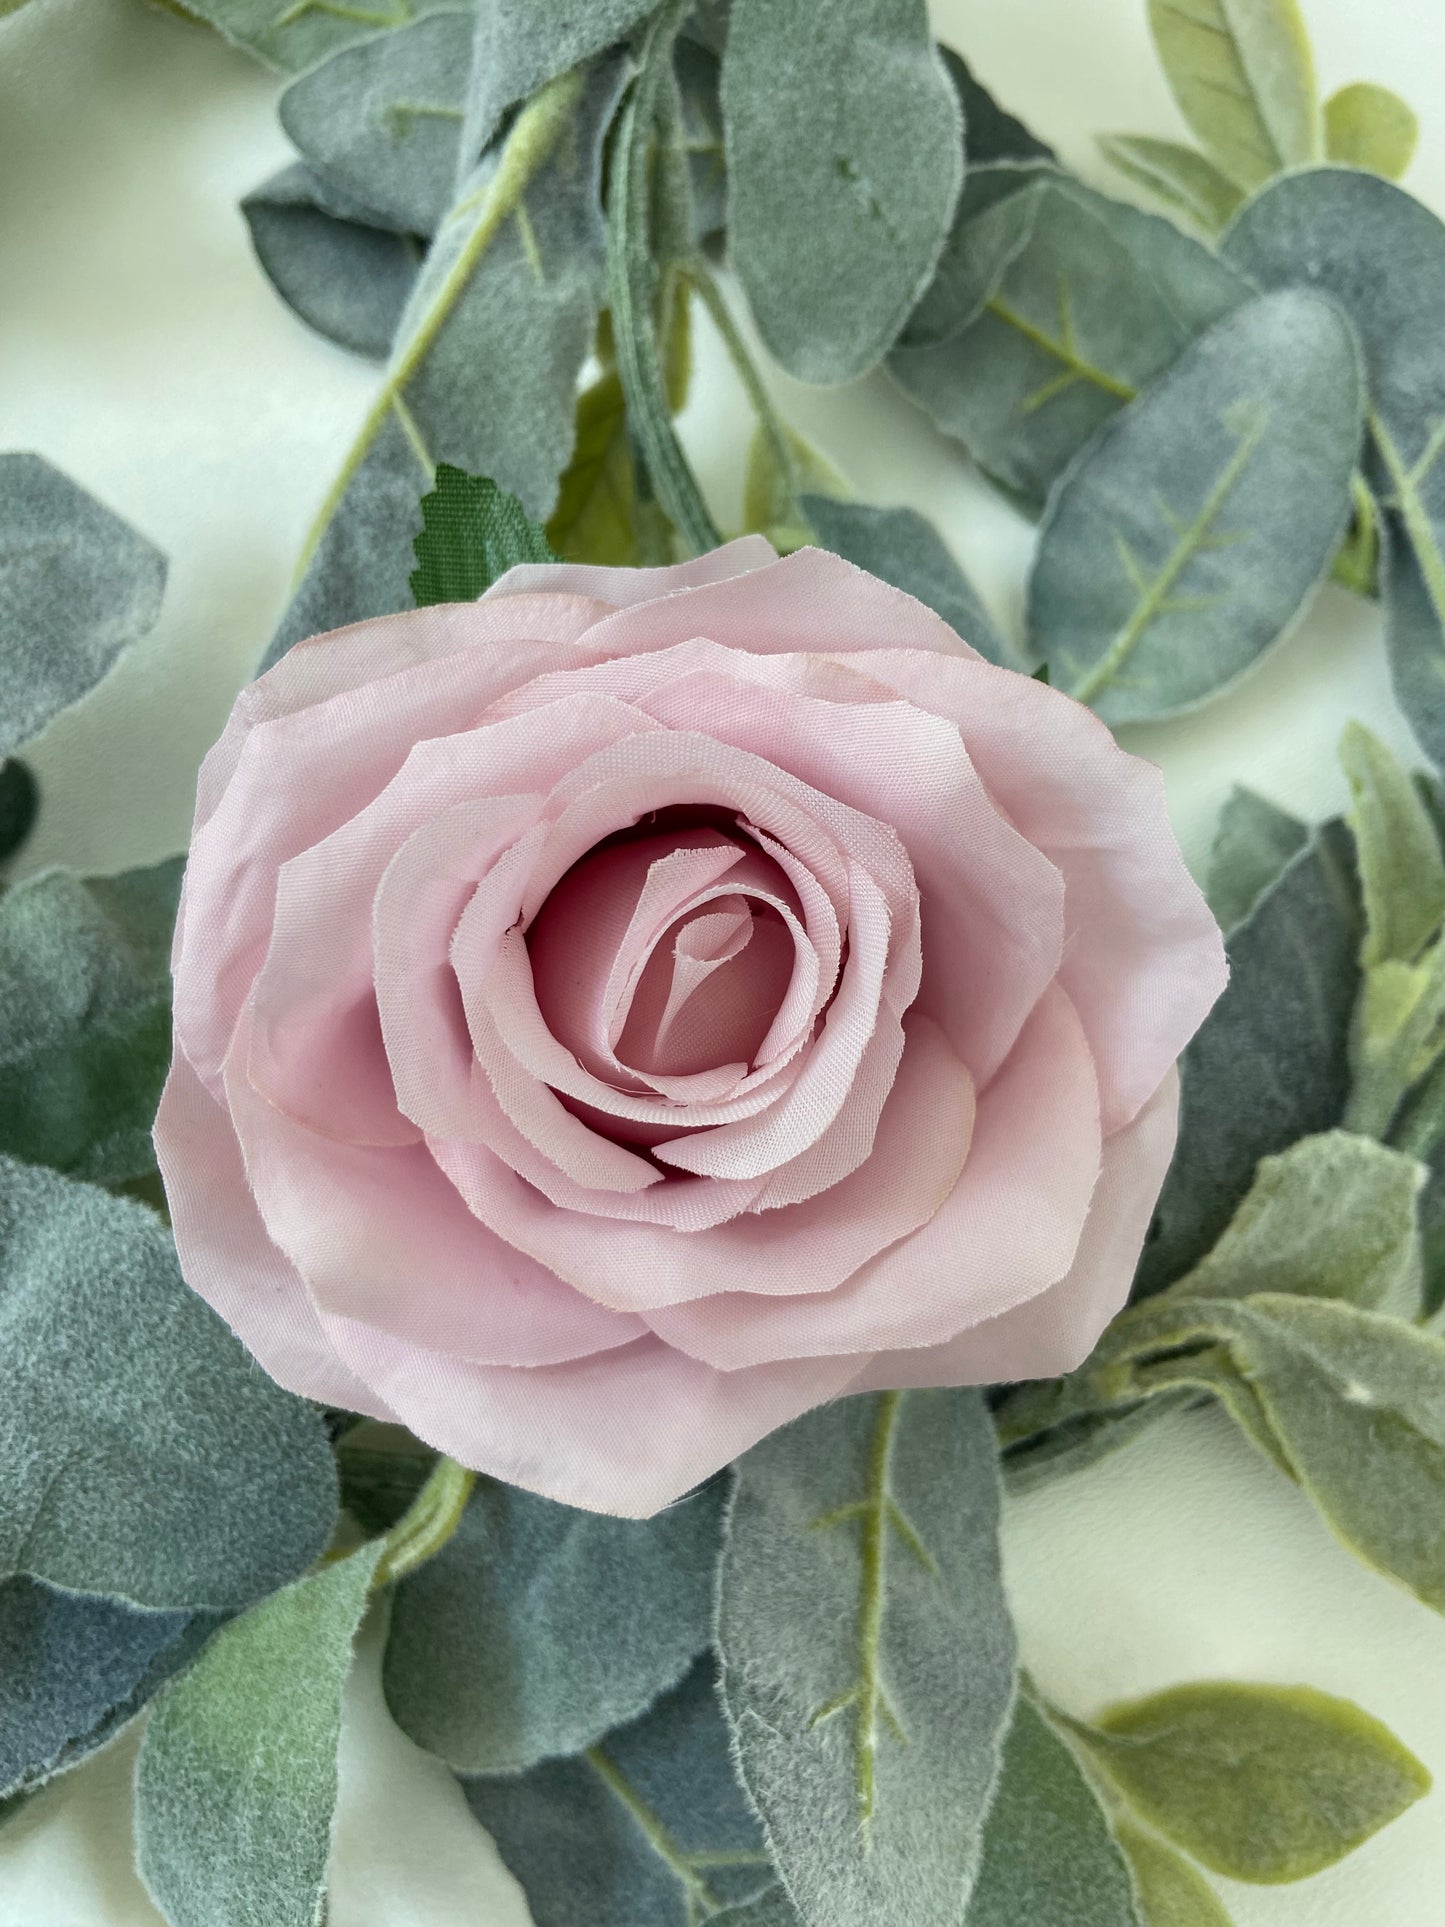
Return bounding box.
[136,1543,381,1927]
[715,1888,803,1927]
[723,0,963,383]
[1381,510,1445,778]
[1340,720,1445,967]
[165,0,467,75]
[1323,82,1418,180]
[1146,0,1318,190]
[896,162,1045,354]
[410,465,554,607]
[999,1392,1195,1494]
[242,163,421,361]
[0,859,181,1185]
[264,58,624,668]
[1031,289,1363,722]
[941,47,1054,166]
[1072,1679,1429,1882]
[0,1157,337,1610]
[965,1699,1140,1927]
[459,0,656,165]
[1098,135,1244,231]
[800,495,1015,667]
[384,1476,725,1774]
[1115,1822,1235,1927]
[1138,822,1361,1295]
[279,11,472,238]
[676,36,728,248]
[0,758,37,867]
[719,1389,1016,1927]
[465,1655,775,1927]
[1206,785,1307,932]
[0,454,166,761]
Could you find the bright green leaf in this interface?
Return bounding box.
[1098,135,1244,231]
[136,1543,381,1927]
[1074,1679,1429,1882]
[897,163,1046,353]
[1116,1822,1235,1927]
[1147,0,1318,190]
[545,370,640,565]
[1206,786,1307,932]
[723,0,963,383]
[411,465,554,607]
[1324,81,1418,181]
[1340,720,1445,967]
[1032,289,1363,723]
[0,1157,337,1610]
[719,1390,1016,1927]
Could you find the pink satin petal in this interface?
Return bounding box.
[154,1049,394,1419]
[434,1016,970,1312]
[858,649,1227,1131]
[854,1069,1180,1389]
[225,1006,646,1367]
[647,988,1101,1365]
[483,534,778,612]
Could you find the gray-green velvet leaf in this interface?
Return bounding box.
[723,0,963,383]
[716,1887,804,1927]
[1098,134,1244,231]
[243,163,421,361]
[465,1655,775,1927]
[965,1700,1140,1927]
[1137,822,1361,1295]
[460,0,655,166]
[941,47,1054,167]
[1206,785,1307,931]
[800,496,1014,666]
[0,1157,337,1609]
[384,1476,726,1774]
[1340,719,1445,968]
[1000,1392,1195,1495]
[889,177,1248,508]
[264,58,623,669]
[1382,511,1445,777]
[1030,288,1363,723]
[1146,0,1318,191]
[898,162,1045,353]
[136,1543,381,1927]
[0,859,180,1185]
[0,453,166,760]
[0,1578,188,1799]
[169,0,468,76]
[718,1389,1016,1927]
[280,11,472,237]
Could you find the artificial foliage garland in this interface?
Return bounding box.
[2,3,1445,1926]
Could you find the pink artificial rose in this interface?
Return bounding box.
[157,539,1225,1515]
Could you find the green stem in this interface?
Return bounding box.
[373,1456,474,1588]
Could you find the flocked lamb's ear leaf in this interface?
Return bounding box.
[1031,289,1363,723]
[0,1157,338,1611]
[279,12,473,239]
[1339,720,1445,968]
[384,1477,725,1775]
[263,56,625,669]
[411,465,555,606]
[0,860,181,1186]
[964,1699,1140,1927]
[939,47,1054,166]
[0,454,166,762]
[1146,0,1318,190]
[459,0,658,170]
[1097,134,1244,231]
[799,495,1017,668]
[1223,169,1445,771]
[159,0,461,74]
[897,164,1046,353]
[1067,1679,1429,1883]
[718,1390,1016,1927]
[1114,1822,1235,1927]
[242,163,421,362]
[1206,785,1308,932]
[464,1655,776,1927]
[136,1542,381,1927]
[1138,822,1361,1296]
[1324,81,1419,180]
[723,0,963,384]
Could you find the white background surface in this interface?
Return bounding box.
[1,0,1444,1921]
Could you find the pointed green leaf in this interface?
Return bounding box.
[897,163,1046,353]
[410,465,555,606]
[1381,510,1445,778]
[1074,1679,1429,1882]
[0,1158,337,1609]
[1147,0,1318,189]
[1031,289,1363,722]
[465,1655,775,1927]
[1340,720,1445,967]
[723,0,963,383]
[1098,135,1244,230]
[1323,82,1418,181]
[1206,786,1307,931]
[0,454,166,761]
[0,758,38,868]
[965,1700,1140,1927]
[1115,1822,1235,1927]
[545,369,640,566]
[243,163,421,362]
[384,1477,725,1774]
[163,0,466,75]
[136,1543,381,1927]
[718,1390,1016,1927]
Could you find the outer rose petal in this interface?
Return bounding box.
[853,1068,1180,1389]
[484,534,778,609]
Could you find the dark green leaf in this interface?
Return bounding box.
[1031,289,1363,723]
[411,465,555,607]
[136,1543,381,1927]
[896,162,1045,353]
[1323,81,1418,180]
[723,0,963,382]
[1146,0,1318,190]
[0,759,38,867]
[1205,785,1307,932]
[941,48,1054,166]
[719,1390,1016,1927]
[0,1157,337,1609]
[385,1476,725,1774]
[465,1655,775,1927]
[1097,135,1244,231]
